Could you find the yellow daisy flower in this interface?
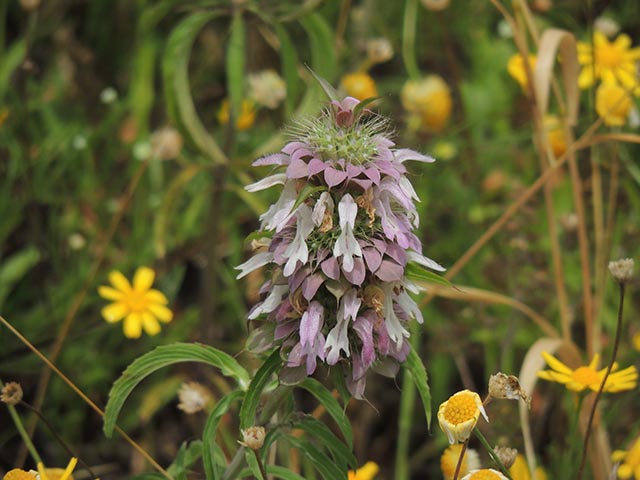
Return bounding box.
[438,390,489,444]
[341,72,379,101]
[461,469,509,480]
[537,351,638,393]
[98,267,173,339]
[509,454,548,480]
[595,83,633,126]
[348,461,379,480]
[217,99,256,131]
[507,53,536,92]
[613,436,640,479]
[577,31,640,94]
[4,458,78,480]
[441,444,480,480]
[400,75,452,132]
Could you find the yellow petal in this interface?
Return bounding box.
[98,286,125,301]
[148,303,173,323]
[124,313,143,338]
[60,458,77,480]
[614,33,631,51]
[142,312,161,336]
[4,470,39,480]
[541,351,573,375]
[146,289,169,305]
[577,67,594,89]
[133,267,155,291]
[109,270,131,292]
[101,303,128,323]
[588,353,600,370]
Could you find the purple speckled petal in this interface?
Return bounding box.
[351,178,373,190]
[286,157,309,178]
[308,158,327,176]
[289,267,309,292]
[375,160,401,179]
[372,238,387,253]
[324,167,348,187]
[346,163,364,178]
[321,256,341,280]
[275,318,298,340]
[363,167,381,184]
[353,311,376,369]
[375,259,404,282]
[385,242,407,266]
[343,257,366,286]
[253,153,289,166]
[346,375,366,400]
[300,301,324,347]
[302,273,325,301]
[394,148,435,163]
[282,141,308,155]
[362,246,383,272]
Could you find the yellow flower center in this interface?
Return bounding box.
[124,290,151,313]
[469,470,502,480]
[596,42,623,68]
[443,394,477,425]
[571,366,600,386]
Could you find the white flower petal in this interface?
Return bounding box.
[245,173,287,192]
[235,251,273,279]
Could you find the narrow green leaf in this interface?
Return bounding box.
[299,14,336,81]
[203,390,244,480]
[0,246,40,308]
[404,347,432,427]
[405,262,453,287]
[129,474,165,480]
[0,39,26,99]
[274,24,300,116]
[293,416,357,469]
[227,11,246,122]
[239,350,282,429]
[290,184,326,214]
[168,440,203,480]
[306,67,339,102]
[104,343,250,437]
[285,435,346,479]
[163,12,227,164]
[244,450,263,480]
[298,378,353,449]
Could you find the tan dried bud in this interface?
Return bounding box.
[177,382,212,414]
[319,210,333,233]
[493,446,518,469]
[289,289,307,317]
[240,426,265,450]
[248,70,286,110]
[609,258,634,283]
[363,285,385,314]
[355,188,376,227]
[20,0,40,11]
[488,373,530,407]
[150,126,183,161]
[594,17,620,38]
[1,382,23,406]
[366,38,394,64]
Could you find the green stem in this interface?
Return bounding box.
[1,380,42,465]
[577,282,626,480]
[474,429,513,480]
[394,323,420,480]
[253,450,268,480]
[402,0,421,80]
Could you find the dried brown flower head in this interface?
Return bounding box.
[488,373,530,408]
[1,382,23,406]
[239,426,266,450]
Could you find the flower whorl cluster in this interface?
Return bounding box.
[237,97,443,397]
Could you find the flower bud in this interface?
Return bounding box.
[493,446,518,469]
[366,38,393,64]
[488,372,530,407]
[240,426,266,450]
[609,258,634,283]
[1,382,23,406]
[177,382,211,414]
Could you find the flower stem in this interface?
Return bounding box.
[1,380,42,465]
[402,0,421,80]
[253,450,268,480]
[576,281,626,480]
[473,429,513,480]
[452,440,468,480]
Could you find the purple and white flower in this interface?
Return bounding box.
[236,95,443,398]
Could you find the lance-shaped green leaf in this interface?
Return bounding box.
[298,378,353,449]
[285,435,346,479]
[104,343,249,437]
[168,440,203,480]
[227,10,246,122]
[239,350,282,429]
[163,12,227,164]
[405,262,453,287]
[404,348,432,427]
[292,416,357,469]
[203,390,244,479]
